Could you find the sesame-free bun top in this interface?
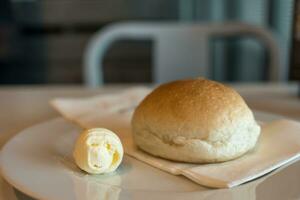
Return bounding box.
[131,78,260,163]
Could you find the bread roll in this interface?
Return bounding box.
[131,78,260,163]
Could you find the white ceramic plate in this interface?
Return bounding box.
[2,111,300,200]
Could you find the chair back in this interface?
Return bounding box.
[84,22,280,86]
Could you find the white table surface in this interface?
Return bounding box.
[0,83,300,200]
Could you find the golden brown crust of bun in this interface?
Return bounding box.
[131,78,260,163]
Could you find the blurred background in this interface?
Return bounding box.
[0,0,298,85]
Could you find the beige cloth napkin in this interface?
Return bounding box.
[51,87,300,188]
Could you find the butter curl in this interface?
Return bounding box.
[73,128,124,174]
